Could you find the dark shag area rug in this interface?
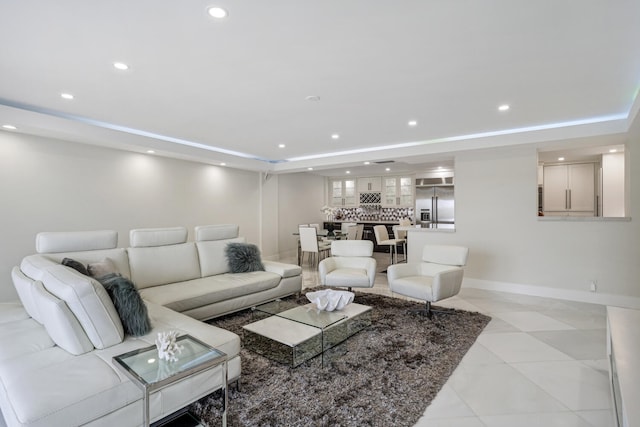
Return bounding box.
[191,289,491,427]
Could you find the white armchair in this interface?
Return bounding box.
[387,245,469,318]
[319,240,377,291]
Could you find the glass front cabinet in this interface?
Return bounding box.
[382,176,414,207]
[330,178,357,207]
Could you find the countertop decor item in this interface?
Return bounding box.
[155,330,184,362]
[306,289,354,311]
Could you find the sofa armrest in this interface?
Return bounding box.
[262,260,302,278]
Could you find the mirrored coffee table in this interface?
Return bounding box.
[243,301,372,367]
[113,334,227,427]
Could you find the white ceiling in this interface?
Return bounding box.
[1,1,639,176]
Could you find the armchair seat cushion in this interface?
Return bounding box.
[387,276,434,301]
[323,267,371,288]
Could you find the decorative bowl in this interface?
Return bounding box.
[306,289,354,311]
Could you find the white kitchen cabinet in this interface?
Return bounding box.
[382,176,414,207]
[357,177,382,192]
[330,178,357,207]
[543,163,595,216]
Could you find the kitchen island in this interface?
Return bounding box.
[393,226,456,262]
[323,221,404,254]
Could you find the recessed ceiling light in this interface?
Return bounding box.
[346,170,351,174]
[278,143,286,148]
[220,162,226,166]
[331,134,340,140]
[558,157,565,161]
[364,161,370,165]
[146,150,155,154]
[207,7,228,19]
[305,95,321,102]
[385,167,391,172]
[437,166,443,169]
[408,120,418,127]
[609,149,618,153]
[2,124,17,130]
[113,62,129,71]
[498,104,510,112]
[307,167,313,171]
[60,93,74,100]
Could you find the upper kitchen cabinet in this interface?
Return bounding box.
[382,176,414,207]
[543,163,595,216]
[538,144,627,218]
[357,177,382,192]
[330,178,357,207]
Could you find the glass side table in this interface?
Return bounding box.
[113,334,227,427]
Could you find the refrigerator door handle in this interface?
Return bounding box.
[433,196,438,224]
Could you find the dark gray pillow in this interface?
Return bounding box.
[62,258,88,276]
[226,242,265,273]
[97,274,151,336]
[87,257,120,278]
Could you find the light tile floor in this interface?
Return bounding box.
[294,252,614,427]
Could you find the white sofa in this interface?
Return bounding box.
[0,225,302,427]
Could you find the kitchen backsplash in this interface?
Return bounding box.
[333,206,414,222]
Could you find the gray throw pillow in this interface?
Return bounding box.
[97,274,151,336]
[226,242,265,273]
[87,257,120,278]
[62,258,89,276]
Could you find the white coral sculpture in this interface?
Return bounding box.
[155,331,184,362]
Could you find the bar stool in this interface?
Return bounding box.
[373,225,405,264]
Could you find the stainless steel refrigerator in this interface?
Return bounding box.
[415,185,455,229]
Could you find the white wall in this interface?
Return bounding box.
[276,172,327,259]
[408,133,639,304]
[0,132,262,302]
[602,152,625,217]
[2,120,637,306]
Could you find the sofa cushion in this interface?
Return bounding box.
[225,242,265,273]
[139,271,281,313]
[98,274,152,337]
[0,318,54,362]
[35,230,118,253]
[21,248,132,281]
[31,281,94,355]
[196,237,245,277]
[128,243,201,289]
[129,226,188,247]
[11,267,43,324]
[194,224,239,241]
[41,265,124,349]
[0,303,29,324]
[263,260,303,279]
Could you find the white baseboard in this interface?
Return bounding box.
[463,277,640,310]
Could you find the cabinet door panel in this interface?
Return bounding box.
[543,165,569,211]
[568,163,595,212]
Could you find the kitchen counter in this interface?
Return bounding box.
[328,220,403,224]
[394,226,455,233]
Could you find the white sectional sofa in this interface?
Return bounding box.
[0,225,302,427]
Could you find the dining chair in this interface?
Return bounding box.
[341,222,357,235]
[373,225,405,264]
[346,225,358,240]
[299,226,331,266]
